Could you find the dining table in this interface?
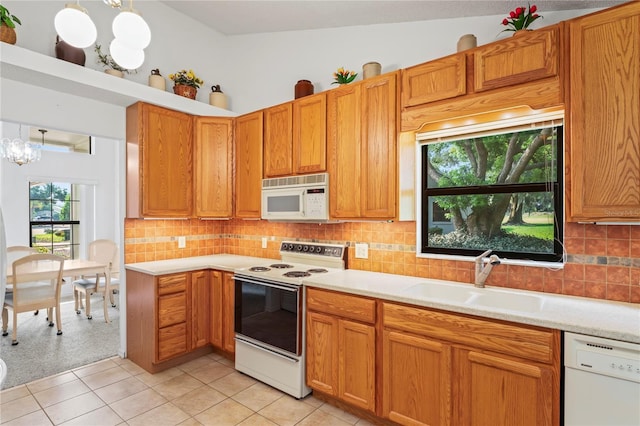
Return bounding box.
[5,258,113,323]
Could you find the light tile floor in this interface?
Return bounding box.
[0,353,374,426]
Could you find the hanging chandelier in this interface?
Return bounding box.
[0,127,44,166]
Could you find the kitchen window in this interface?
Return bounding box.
[418,115,564,263]
[29,182,80,259]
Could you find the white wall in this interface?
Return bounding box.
[2,1,603,114]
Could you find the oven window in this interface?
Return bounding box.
[235,279,300,355]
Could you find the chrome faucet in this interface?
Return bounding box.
[474,249,501,288]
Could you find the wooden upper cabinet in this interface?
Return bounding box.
[194,117,233,218]
[474,25,559,92]
[328,73,398,220]
[361,73,398,219]
[328,83,362,218]
[567,2,640,222]
[402,54,466,107]
[263,93,327,177]
[126,102,193,218]
[293,92,327,174]
[235,110,264,218]
[264,102,293,177]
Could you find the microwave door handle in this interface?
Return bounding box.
[300,190,306,217]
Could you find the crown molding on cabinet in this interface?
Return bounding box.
[0,43,237,118]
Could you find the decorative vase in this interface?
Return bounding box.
[174,84,197,100]
[294,80,314,99]
[55,36,85,66]
[457,34,477,52]
[105,69,124,78]
[362,62,381,79]
[148,69,165,90]
[209,85,228,109]
[0,24,16,45]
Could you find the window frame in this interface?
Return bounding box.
[29,181,80,259]
[417,120,564,263]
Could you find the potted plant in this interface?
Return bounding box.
[94,43,135,77]
[0,4,21,45]
[332,67,358,85]
[169,69,204,99]
[501,4,542,34]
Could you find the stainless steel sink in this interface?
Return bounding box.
[400,281,544,313]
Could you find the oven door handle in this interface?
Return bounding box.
[233,276,299,292]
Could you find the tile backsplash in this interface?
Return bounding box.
[124,218,640,304]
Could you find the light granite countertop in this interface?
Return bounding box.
[126,255,640,344]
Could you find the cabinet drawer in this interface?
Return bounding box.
[402,54,466,107]
[474,26,559,92]
[307,288,376,324]
[158,293,187,328]
[158,322,188,361]
[382,302,557,364]
[157,273,187,295]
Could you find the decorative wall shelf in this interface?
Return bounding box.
[0,43,236,118]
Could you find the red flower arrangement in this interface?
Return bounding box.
[501,4,542,32]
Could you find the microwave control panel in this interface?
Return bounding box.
[304,188,327,217]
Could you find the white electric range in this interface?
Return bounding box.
[233,241,347,398]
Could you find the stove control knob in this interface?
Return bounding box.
[295,244,302,251]
[333,248,341,256]
[302,245,309,252]
[288,243,294,250]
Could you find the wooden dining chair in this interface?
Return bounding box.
[72,239,118,321]
[1,253,65,346]
[6,246,40,316]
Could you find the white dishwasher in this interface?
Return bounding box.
[564,332,640,426]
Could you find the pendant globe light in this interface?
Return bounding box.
[54,1,97,48]
[109,38,145,70]
[112,0,151,50]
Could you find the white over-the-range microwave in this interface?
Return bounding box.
[261,173,334,222]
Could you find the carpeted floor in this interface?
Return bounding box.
[0,297,120,390]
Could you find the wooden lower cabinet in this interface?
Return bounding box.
[381,301,560,426]
[382,330,451,426]
[210,270,236,355]
[456,349,556,426]
[126,270,214,373]
[306,288,376,413]
[191,270,210,349]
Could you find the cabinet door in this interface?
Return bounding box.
[338,319,375,412]
[191,270,210,349]
[474,26,559,92]
[456,349,556,426]
[328,84,362,218]
[126,103,193,218]
[210,270,223,348]
[568,2,640,221]
[264,103,293,177]
[194,117,233,218]
[235,110,264,218]
[360,73,397,219]
[293,93,327,174]
[306,311,338,396]
[382,330,451,426]
[222,272,236,354]
[402,54,466,107]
